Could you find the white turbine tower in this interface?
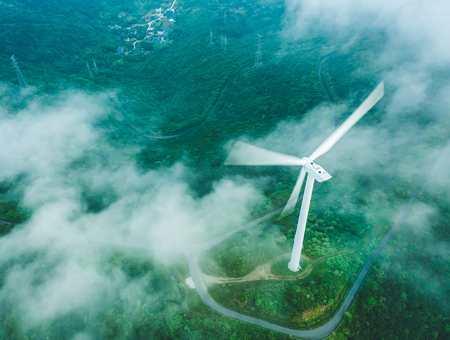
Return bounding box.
[225,82,384,271]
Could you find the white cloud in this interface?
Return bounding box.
[0,88,268,333]
[285,0,450,66]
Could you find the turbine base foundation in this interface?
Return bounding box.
[288,261,301,272]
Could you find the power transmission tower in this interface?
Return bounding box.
[221,34,224,49]
[86,61,94,78]
[224,11,227,25]
[223,35,228,55]
[44,69,48,76]
[92,59,99,73]
[210,30,214,45]
[254,34,262,68]
[11,55,29,88]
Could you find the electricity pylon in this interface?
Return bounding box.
[86,61,94,78]
[210,30,214,45]
[254,34,262,68]
[224,35,228,55]
[93,59,99,73]
[11,55,29,88]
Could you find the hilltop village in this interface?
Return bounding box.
[107,2,178,56]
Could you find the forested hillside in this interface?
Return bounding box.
[0,0,449,339]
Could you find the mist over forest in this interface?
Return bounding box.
[0,0,449,339]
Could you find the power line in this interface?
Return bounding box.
[11,55,29,88]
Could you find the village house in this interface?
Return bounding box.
[108,24,122,30]
[166,9,177,19]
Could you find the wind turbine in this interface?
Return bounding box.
[225,82,384,271]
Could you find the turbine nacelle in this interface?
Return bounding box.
[302,157,331,183]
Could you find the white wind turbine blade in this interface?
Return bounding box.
[288,173,315,271]
[309,81,384,161]
[225,141,306,166]
[279,167,306,219]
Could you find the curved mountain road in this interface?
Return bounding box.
[121,60,253,140]
[188,179,424,339]
[318,54,336,126]
[0,219,19,226]
[186,55,427,339]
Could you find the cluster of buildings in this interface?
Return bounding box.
[143,7,177,44]
[108,5,178,54]
[108,25,137,40]
[146,28,171,44]
[144,7,177,22]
